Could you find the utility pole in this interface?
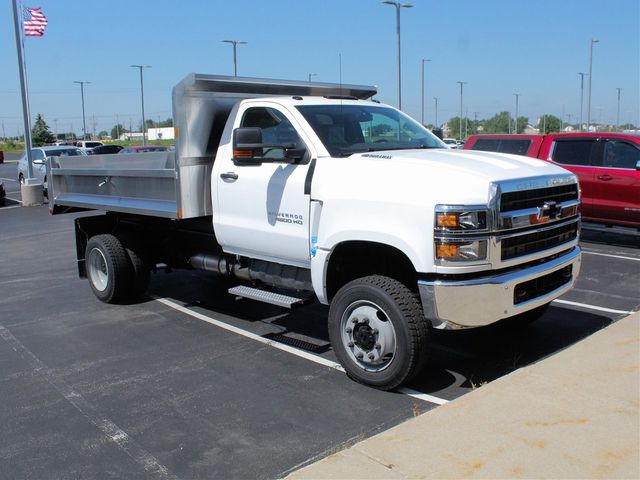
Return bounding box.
[433,97,439,128]
[73,81,90,140]
[586,38,599,131]
[222,40,247,76]
[130,65,151,144]
[616,87,622,132]
[308,73,317,82]
[578,72,586,131]
[513,93,520,133]
[420,58,431,125]
[457,81,466,140]
[383,1,413,110]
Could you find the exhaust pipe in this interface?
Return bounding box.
[189,253,251,281]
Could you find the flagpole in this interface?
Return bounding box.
[11,0,34,180]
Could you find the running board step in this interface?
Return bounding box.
[228,286,310,308]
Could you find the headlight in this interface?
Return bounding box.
[435,239,487,262]
[435,209,487,231]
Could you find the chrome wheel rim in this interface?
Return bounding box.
[340,300,396,372]
[87,247,109,292]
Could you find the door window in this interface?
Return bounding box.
[241,107,303,160]
[551,140,595,166]
[601,141,640,169]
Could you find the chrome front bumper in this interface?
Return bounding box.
[418,247,581,329]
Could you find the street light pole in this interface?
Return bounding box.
[73,81,90,140]
[433,97,439,128]
[513,93,520,133]
[616,87,622,132]
[130,65,151,145]
[308,73,317,82]
[383,1,413,110]
[577,72,586,131]
[421,58,431,125]
[457,81,466,140]
[586,38,599,131]
[222,40,247,77]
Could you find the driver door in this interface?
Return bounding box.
[215,104,313,267]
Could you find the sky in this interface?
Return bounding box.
[0,0,638,138]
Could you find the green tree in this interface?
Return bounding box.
[446,116,475,140]
[482,112,510,134]
[538,114,561,134]
[31,114,55,146]
[110,124,127,139]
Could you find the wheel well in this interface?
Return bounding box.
[325,241,418,301]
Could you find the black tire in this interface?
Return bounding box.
[85,234,135,303]
[328,275,430,391]
[126,246,150,299]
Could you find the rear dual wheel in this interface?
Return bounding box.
[329,275,430,391]
[86,234,150,303]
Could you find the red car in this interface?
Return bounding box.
[464,133,640,228]
[118,145,168,154]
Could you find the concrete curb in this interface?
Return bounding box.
[287,312,639,479]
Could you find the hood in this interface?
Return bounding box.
[312,148,574,207]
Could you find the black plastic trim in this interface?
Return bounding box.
[304,158,316,195]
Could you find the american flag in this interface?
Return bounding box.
[23,7,48,37]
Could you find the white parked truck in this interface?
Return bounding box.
[49,74,582,390]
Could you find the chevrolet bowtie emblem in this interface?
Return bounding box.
[538,201,561,221]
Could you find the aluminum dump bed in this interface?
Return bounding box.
[50,73,377,219]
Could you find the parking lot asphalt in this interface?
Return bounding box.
[1,164,639,478]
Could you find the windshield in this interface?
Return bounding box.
[296,104,446,157]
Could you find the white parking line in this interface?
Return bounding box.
[552,299,634,315]
[153,296,449,405]
[5,197,22,204]
[581,250,640,262]
[154,296,345,371]
[0,204,21,210]
[0,177,17,182]
[398,388,449,405]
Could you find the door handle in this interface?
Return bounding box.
[597,174,613,181]
[220,172,239,181]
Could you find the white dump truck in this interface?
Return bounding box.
[49,74,581,390]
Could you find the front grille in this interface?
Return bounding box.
[500,184,578,212]
[514,265,572,304]
[501,222,578,260]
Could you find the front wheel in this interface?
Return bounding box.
[328,275,430,390]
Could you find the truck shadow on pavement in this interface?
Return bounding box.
[148,269,616,401]
[411,305,614,397]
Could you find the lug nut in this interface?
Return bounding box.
[363,318,370,325]
[352,318,358,324]
[375,343,381,350]
[368,353,375,360]
[348,341,354,347]
[345,327,352,333]
[356,352,364,359]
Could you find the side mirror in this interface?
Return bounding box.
[33,159,45,165]
[233,127,264,165]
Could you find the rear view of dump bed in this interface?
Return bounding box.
[50,73,376,219]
